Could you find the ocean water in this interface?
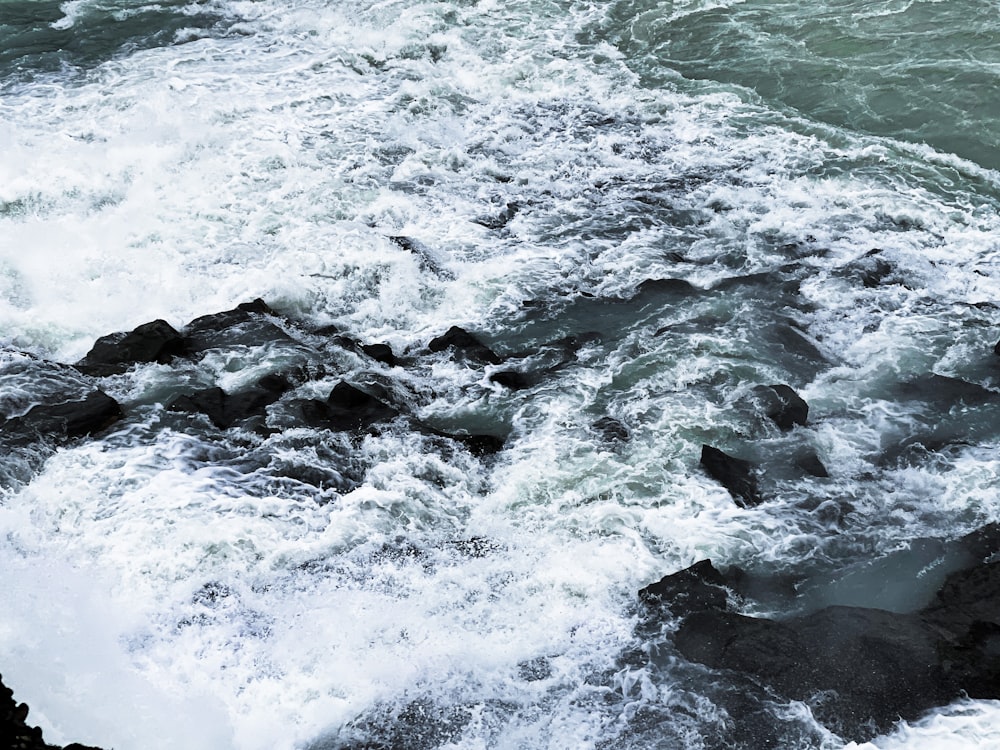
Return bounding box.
[1,0,999,747]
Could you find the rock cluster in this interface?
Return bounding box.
[639,526,1000,742]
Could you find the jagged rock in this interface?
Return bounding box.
[592,416,629,443]
[361,343,396,366]
[676,606,953,740]
[388,236,455,279]
[1,390,123,445]
[182,299,299,354]
[297,381,399,433]
[645,541,1000,742]
[796,451,829,478]
[639,559,730,618]
[754,384,808,429]
[488,369,534,390]
[474,201,519,230]
[167,374,291,430]
[75,319,185,376]
[427,326,500,365]
[440,432,506,457]
[700,445,764,507]
[1,672,105,750]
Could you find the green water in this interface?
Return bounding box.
[593,0,1000,171]
[0,0,226,80]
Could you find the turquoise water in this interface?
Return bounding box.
[592,0,1000,170]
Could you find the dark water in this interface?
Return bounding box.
[1,0,999,748]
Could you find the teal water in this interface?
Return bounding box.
[591,0,1000,170]
[0,0,228,80]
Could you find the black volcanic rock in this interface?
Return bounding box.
[182,299,300,354]
[592,416,629,444]
[1,672,105,750]
[1,390,123,445]
[488,369,535,390]
[700,445,763,507]
[754,384,808,429]
[639,559,730,617]
[361,343,396,366]
[675,606,953,740]
[75,319,185,376]
[645,544,1000,742]
[427,326,501,365]
[168,374,291,430]
[297,381,400,433]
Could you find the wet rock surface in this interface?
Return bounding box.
[1,673,104,750]
[640,530,1000,743]
[700,444,764,507]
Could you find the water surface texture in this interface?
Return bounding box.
[2,0,1000,748]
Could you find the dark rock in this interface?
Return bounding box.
[388,236,455,279]
[922,560,1000,640]
[633,278,697,301]
[994,339,1000,356]
[488,369,534,390]
[168,374,291,430]
[842,248,895,288]
[639,559,730,617]
[754,384,808,429]
[182,299,300,354]
[795,451,829,478]
[75,319,185,376]
[700,445,764,507]
[449,433,506,457]
[1,672,105,750]
[1,390,123,444]
[427,326,501,365]
[675,606,953,740]
[474,201,519,230]
[361,343,396,366]
[592,416,629,443]
[646,538,1000,742]
[897,374,997,405]
[296,382,399,433]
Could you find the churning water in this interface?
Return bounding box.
[2,0,1000,747]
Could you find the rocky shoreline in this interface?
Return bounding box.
[3,298,999,747]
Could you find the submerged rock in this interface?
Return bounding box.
[168,374,291,431]
[592,416,630,444]
[427,326,501,365]
[753,384,808,430]
[700,445,764,507]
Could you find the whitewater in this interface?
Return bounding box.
[2,0,1000,747]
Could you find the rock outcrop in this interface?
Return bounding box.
[1,673,104,750]
[641,540,1000,742]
